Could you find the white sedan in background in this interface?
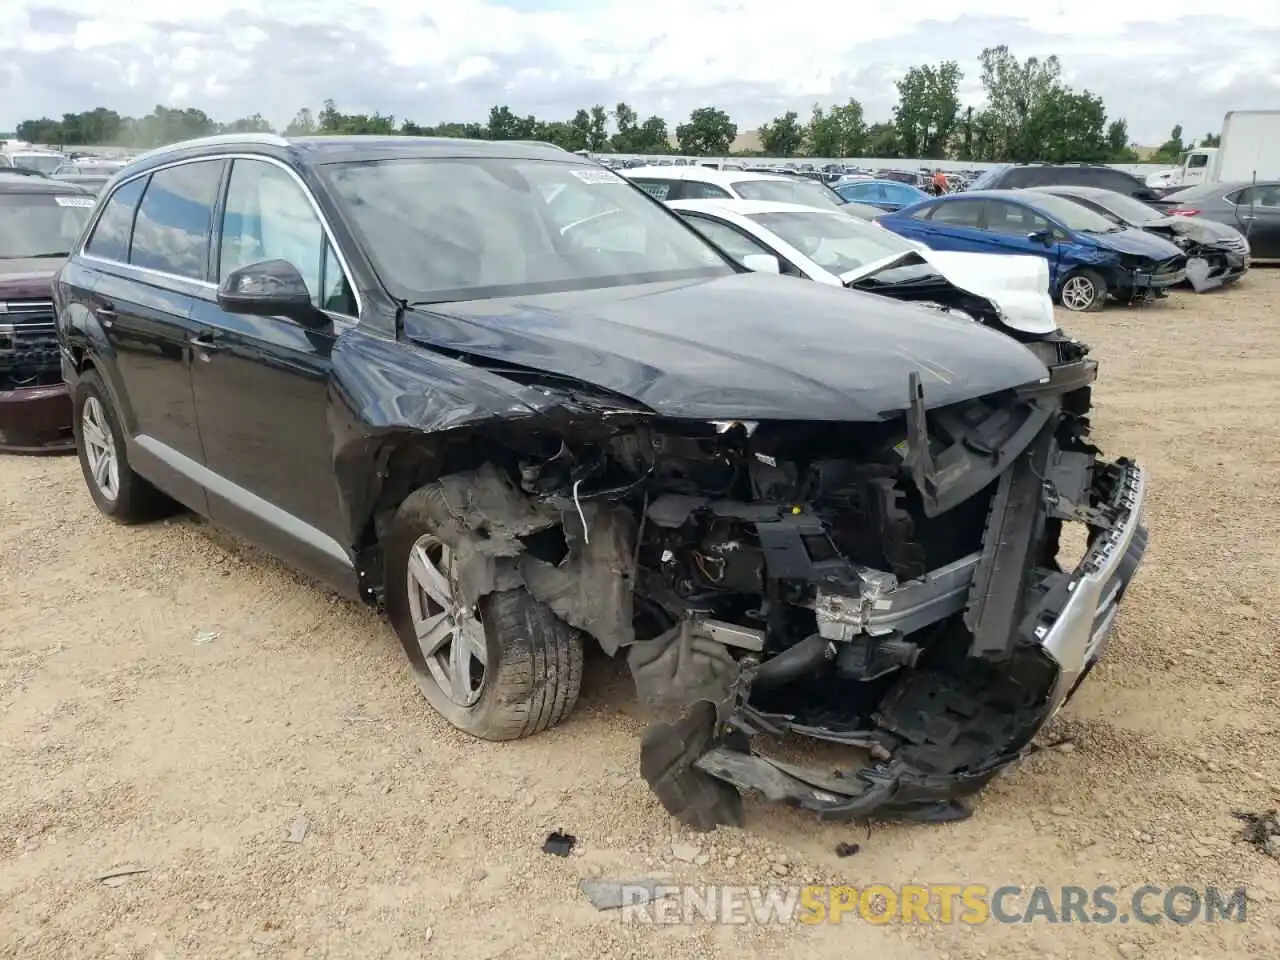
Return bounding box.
[667,198,1058,336]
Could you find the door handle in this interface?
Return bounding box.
[188,334,220,351]
[1240,214,1257,221]
[94,304,116,321]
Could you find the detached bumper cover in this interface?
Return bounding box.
[659,457,1148,824]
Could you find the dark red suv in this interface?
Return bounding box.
[0,171,96,452]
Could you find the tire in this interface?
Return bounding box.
[383,478,584,740]
[1058,269,1107,313]
[72,369,174,523]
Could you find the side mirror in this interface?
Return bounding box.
[1026,229,1053,245]
[217,259,327,328]
[741,253,782,275]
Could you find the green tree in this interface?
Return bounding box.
[1104,118,1139,162]
[1023,87,1109,162]
[892,62,962,158]
[676,107,737,156]
[804,99,866,157]
[220,114,275,134]
[486,105,537,140]
[978,45,1063,160]
[758,110,804,156]
[864,121,902,158]
[635,116,671,153]
[587,105,610,151]
[611,102,639,151]
[284,108,317,136]
[1199,132,1221,147]
[1152,124,1185,163]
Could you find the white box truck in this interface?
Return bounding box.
[1175,110,1280,187]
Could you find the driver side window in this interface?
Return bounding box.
[680,214,773,264]
[219,158,356,315]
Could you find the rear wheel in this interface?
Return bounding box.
[1058,269,1107,312]
[383,478,584,740]
[72,370,174,523]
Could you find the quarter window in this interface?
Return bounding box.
[630,178,673,201]
[680,214,775,264]
[928,200,984,227]
[84,177,147,262]
[130,160,224,280]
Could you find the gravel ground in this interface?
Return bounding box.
[3,274,1279,960]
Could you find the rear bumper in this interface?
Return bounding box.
[0,383,73,453]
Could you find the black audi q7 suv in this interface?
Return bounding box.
[55,134,1148,830]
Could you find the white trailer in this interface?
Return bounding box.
[1175,110,1280,187]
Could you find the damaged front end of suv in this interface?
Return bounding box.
[424,340,1146,831]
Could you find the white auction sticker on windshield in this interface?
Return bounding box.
[570,168,624,184]
[55,196,96,208]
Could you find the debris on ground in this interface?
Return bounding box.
[285,816,309,844]
[541,829,576,857]
[580,879,672,911]
[95,865,149,887]
[1233,808,1280,858]
[835,842,861,857]
[669,841,703,863]
[193,630,219,645]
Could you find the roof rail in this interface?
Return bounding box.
[134,132,292,163]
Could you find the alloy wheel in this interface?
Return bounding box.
[405,533,488,707]
[1061,276,1097,311]
[81,396,120,502]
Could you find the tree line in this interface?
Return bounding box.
[14,46,1219,163]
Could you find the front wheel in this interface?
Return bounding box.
[1058,269,1107,313]
[383,478,584,740]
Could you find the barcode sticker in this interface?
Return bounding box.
[570,168,624,184]
[55,196,95,208]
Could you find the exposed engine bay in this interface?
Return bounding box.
[428,357,1147,830]
[1147,217,1251,293]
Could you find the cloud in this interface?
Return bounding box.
[2,0,1278,144]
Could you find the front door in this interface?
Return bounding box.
[1233,183,1280,260]
[189,156,360,593]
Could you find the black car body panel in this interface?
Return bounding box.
[54,134,1149,832]
[402,274,1050,422]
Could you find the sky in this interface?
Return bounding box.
[3,1,1279,146]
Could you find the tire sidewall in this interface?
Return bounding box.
[382,489,526,734]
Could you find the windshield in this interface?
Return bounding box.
[966,167,1005,190]
[1026,194,1122,233]
[0,193,94,258]
[324,158,731,301]
[11,154,65,175]
[733,178,847,211]
[749,210,917,274]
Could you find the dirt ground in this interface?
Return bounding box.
[3,273,1279,960]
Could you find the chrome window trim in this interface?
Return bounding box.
[77,152,362,326]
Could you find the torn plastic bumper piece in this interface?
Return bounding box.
[693,747,1010,823]
[1036,457,1148,712]
[658,457,1149,825]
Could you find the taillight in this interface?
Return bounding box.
[1169,208,1200,217]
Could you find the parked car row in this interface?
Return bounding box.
[0,133,1150,835]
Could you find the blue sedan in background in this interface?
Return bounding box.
[832,178,930,212]
[877,190,1188,311]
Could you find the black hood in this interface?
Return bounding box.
[402,272,1049,422]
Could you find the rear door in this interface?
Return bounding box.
[909,198,988,251]
[76,160,227,510]
[1229,184,1280,259]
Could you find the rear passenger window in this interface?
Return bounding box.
[929,200,985,227]
[130,161,225,280]
[680,182,733,200]
[84,177,146,262]
[1000,168,1037,187]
